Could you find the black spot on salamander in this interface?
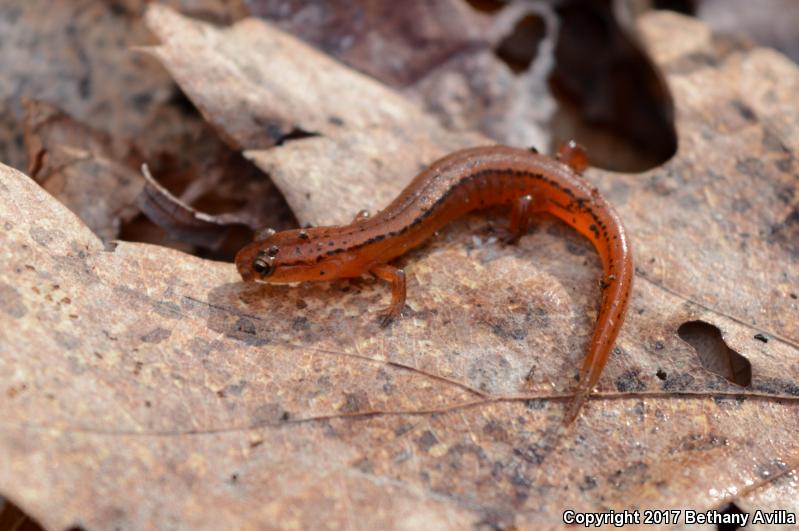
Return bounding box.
[589,224,600,238]
[320,271,325,276]
[316,256,324,263]
[328,241,334,247]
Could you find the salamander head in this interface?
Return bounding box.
[235,227,354,284]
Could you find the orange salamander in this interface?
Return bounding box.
[235,143,633,422]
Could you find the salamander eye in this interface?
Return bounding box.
[253,257,275,277]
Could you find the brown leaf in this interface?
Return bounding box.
[133,138,296,256]
[1,8,799,531]
[114,0,250,23]
[136,163,241,250]
[698,0,799,64]
[23,99,144,245]
[142,4,485,227]
[0,0,174,170]
[248,0,494,87]
[249,0,554,150]
[249,1,680,172]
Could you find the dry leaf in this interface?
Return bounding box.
[23,99,144,245]
[0,0,174,170]
[133,132,296,257]
[141,5,485,227]
[247,0,494,87]
[1,8,798,531]
[248,0,554,150]
[247,1,681,172]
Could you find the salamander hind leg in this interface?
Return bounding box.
[506,194,535,243]
[564,374,594,424]
[557,140,589,174]
[370,263,407,327]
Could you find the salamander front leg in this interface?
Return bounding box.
[557,140,589,174]
[370,263,406,327]
[507,194,535,242]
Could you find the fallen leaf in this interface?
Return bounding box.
[247,0,494,88]
[0,0,174,170]
[133,134,297,257]
[249,0,555,151]
[23,99,144,245]
[248,1,680,172]
[0,7,798,531]
[141,4,485,227]
[697,0,799,64]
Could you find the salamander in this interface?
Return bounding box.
[235,143,633,422]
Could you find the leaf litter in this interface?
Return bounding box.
[0,3,797,529]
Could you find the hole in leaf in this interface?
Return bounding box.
[716,502,746,531]
[549,2,677,172]
[678,321,752,387]
[495,14,547,74]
